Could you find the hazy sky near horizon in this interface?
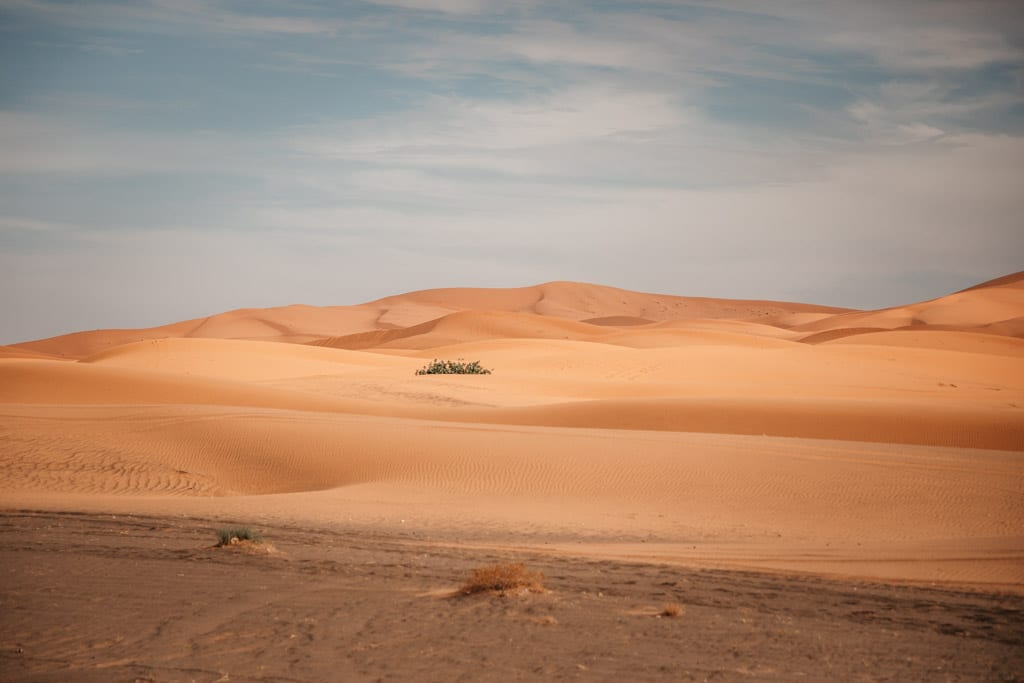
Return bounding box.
[2,0,1023,342]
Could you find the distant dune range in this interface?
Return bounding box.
[10,281,850,359]
[2,273,1023,589]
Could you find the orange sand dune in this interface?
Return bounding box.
[819,329,1024,356]
[0,345,65,360]
[798,327,890,344]
[450,397,1023,450]
[82,337,407,380]
[763,310,840,329]
[312,310,607,351]
[2,404,1021,588]
[414,341,1018,398]
[1,404,1017,533]
[596,327,797,349]
[652,317,800,338]
[793,270,1024,336]
[11,306,383,359]
[0,359,390,415]
[12,281,852,359]
[972,315,1024,337]
[368,280,850,325]
[955,270,1024,293]
[316,311,806,352]
[580,315,657,326]
[182,304,383,342]
[9,319,198,359]
[6,331,1018,448]
[2,273,1023,589]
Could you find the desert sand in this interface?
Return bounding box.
[2,275,1023,680]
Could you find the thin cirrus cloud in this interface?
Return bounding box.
[0,0,1022,343]
[286,86,686,177]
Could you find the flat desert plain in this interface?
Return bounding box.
[2,275,1023,681]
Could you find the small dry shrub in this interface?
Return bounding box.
[660,602,685,618]
[460,562,544,596]
[215,527,262,547]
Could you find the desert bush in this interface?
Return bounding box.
[215,527,262,547]
[460,562,544,595]
[416,358,492,375]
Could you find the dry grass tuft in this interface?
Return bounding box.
[215,527,262,547]
[660,602,685,618]
[213,527,279,555]
[460,562,544,596]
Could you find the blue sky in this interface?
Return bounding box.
[2,0,1022,342]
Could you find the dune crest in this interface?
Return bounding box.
[11,280,852,359]
[790,271,1024,337]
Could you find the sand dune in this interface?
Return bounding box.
[2,274,1023,590]
[10,306,384,359]
[8,320,197,359]
[183,304,384,342]
[2,402,1021,591]
[452,397,1023,450]
[312,310,608,350]
[816,328,1024,356]
[970,315,1024,337]
[10,280,851,359]
[0,345,65,360]
[1,403,1018,534]
[82,337,406,380]
[580,315,656,326]
[955,270,1024,293]
[0,359,388,415]
[369,280,849,324]
[5,330,1021,448]
[595,327,798,349]
[314,312,807,352]
[653,317,800,338]
[791,271,1024,336]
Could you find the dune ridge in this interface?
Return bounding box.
[789,272,1024,337]
[10,280,852,359]
[11,274,1021,360]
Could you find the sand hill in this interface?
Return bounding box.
[2,275,1022,592]
[10,281,849,359]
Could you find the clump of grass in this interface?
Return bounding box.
[460,562,544,596]
[416,358,492,375]
[215,527,262,547]
[660,602,685,618]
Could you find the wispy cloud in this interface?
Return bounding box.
[0,111,266,175]
[0,215,69,233]
[363,0,498,14]
[2,0,349,35]
[287,86,685,176]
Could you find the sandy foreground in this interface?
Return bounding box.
[1,277,1022,680]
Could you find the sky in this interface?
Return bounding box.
[1,0,1023,343]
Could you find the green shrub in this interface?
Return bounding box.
[415,358,492,375]
[216,527,262,546]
